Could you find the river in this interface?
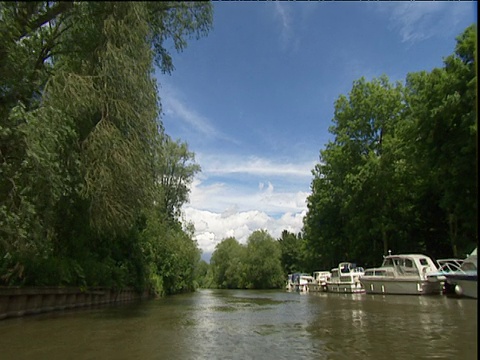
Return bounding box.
[0,289,477,359]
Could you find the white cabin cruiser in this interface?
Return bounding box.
[286,273,314,292]
[308,271,331,292]
[326,262,365,293]
[295,274,314,292]
[359,252,441,295]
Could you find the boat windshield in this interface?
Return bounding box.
[382,258,394,267]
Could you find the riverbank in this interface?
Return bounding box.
[0,286,152,320]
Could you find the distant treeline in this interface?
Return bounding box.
[0,2,213,295]
[202,25,477,289]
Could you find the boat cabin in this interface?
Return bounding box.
[364,254,437,279]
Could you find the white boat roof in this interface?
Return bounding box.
[384,254,433,260]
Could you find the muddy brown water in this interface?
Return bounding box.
[0,289,477,359]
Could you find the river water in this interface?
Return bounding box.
[0,289,477,359]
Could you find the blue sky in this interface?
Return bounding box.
[155,1,477,261]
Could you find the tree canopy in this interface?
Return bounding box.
[303,24,477,269]
[0,1,213,294]
[209,230,284,289]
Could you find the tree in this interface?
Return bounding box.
[195,260,215,288]
[303,25,477,267]
[210,237,247,289]
[0,1,213,290]
[278,230,305,275]
[304,75,409,267]
[158,136,201,221]
[245,230,284,289]
[404,24,477,257]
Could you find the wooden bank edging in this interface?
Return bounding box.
[0,286,151,320]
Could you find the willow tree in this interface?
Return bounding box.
[157,136,201,221]
[0,1,213,287]
[47,1,211,236]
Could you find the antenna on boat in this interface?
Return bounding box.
[388,249,392,256]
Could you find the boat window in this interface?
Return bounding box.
[341,264,349,273]
[419,258,428,266]
[404,259,414,268]
[383,258,394,267]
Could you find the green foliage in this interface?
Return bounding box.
[278,230,306,274]
[158,137,201,220]
[145,2,213,74]
[139,207,202,295]
[195,260,215,288]
[303,25,477,268]
[209,230,285,290]
[245,230,284,289]
[403,24,477,257]
[0,1,213,292]
[210,237,247,289]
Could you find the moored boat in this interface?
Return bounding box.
[308,271,331,292]
[442,248,477,299]
[426,258,464,294]
[359,252,441,295]
[326,262,365,293]
[295,274,314,292]
[286,273,295,292]
[286,273,314,292]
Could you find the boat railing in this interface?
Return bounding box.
[436,259,464,273]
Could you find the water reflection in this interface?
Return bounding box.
[0,290,477,359]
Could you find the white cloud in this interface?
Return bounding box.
[184,206,307,258]
[377,2,473,44]
[159,83,240,144]
[197,153,316,179]
[163,95,218,137]
[158,77,318,262]
[182,153,313,261]
[273,2,299,52]
[274,1,291,34]
[186,153,314,215]
[188,175,310,215]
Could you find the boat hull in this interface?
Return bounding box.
[308,283,328,292]
[327,282,365,293]
[445,273,477,299]
[453,279,477,299]
[360,278,442,295]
